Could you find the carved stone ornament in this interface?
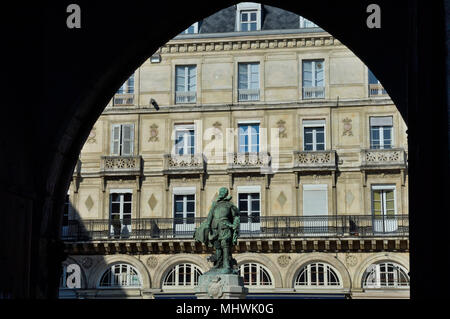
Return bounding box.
[342,118,353,136]
[148,124,159,142]
[87,126,97,143]
[276,120,287,138]
[146,256,158,269]
[81,257,93,269]
[207,276,224,299]
[345,254,358,267]
[277,255,291,268]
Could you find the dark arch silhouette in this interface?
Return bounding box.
[0,0,447,299]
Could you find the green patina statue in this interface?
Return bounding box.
[194,187,240,274]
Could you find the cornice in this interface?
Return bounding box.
[161,32,341,54]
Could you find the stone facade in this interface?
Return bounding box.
[60,3,409,299]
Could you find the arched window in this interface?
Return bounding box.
[363,262,410,288]
[294,262,342,288]
[162,263,203,288]
[99,263,142,288]
[239,263,274,287]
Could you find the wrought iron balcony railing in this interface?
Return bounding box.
[163,153,205,173]
[293,150,336,171]
[175,91,197,104]
[368,83,388,97]
[100,155,142,176]
[302,86,325,99]
[112,93,135,106]
[61,215,409,242]
[361,148,407,169]
[238,89,260,102]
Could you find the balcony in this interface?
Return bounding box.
[227,152,271,172]
[100,155,142,176]
[61,215,409,242]
[293,150,336,171]
[175,91,197,104]
[238,89,260,102]
[112,93,135,106]
[302,86,325,99]
[361,148,407,170]
[368,83,388,97]
[163,153,205,174]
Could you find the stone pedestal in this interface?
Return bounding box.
[195,273,248,299]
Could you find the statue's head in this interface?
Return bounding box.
[218,187,228,199]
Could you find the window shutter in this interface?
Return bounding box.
[111,124,121,155]
[303,61,312,87]
[238,63,248,89]
[121,124,134,156]
[188,66,196,92]
[303,185,328,216]
[175,66,186,92]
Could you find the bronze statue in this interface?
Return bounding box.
[194,187,240,274]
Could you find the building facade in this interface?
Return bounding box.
[60,3,409,299]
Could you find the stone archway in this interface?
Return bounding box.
[0,1,446,299]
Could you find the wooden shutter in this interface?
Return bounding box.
[121,124,134,156]
[111,124,121,155]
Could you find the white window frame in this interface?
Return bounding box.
[172,187,196,236]
[109,189,133,237]
[302,59,325,99]
[98,263,142,288]
[237,185,261,234]
[294,262,343,288]
[236,2,262,31]
[363,262,410,289]
[302,119,326,151]
[239,262,274,288]
[117,73,135,94]
[371,185,397,233]
[299,16,318,28]
[237,121,260,153]
[162,263,203,288]
[237,62,260,101]
[369,116,394,149]
[173,124,195,155]
[110,123,135,156]
[175,65,197,104]
[181,22,199,34]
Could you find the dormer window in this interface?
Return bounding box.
[181,22,199,34]
[299,16,318,28]
[236,2,262,31]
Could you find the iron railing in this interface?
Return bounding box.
[61,215,409,241]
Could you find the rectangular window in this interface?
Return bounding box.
[368,69,387,96]
[173,187,196,236]
[371,185,397,233]
[181,22,199,34]
[111,124,134,156]
[175,65,197,103]
[299,16,318,28]
[238,123,260,153]
[302,184,328,235]
[370,117,393,149]
[117,74,135,94]
[303,119,325,151]
[238,62,260,101]
[109,192,132,238]
[302,60,325,99]
[238,191,261,234]
[240,10,258,31]
[174,124,195,155]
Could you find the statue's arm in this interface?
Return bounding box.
[231,204,240,231]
